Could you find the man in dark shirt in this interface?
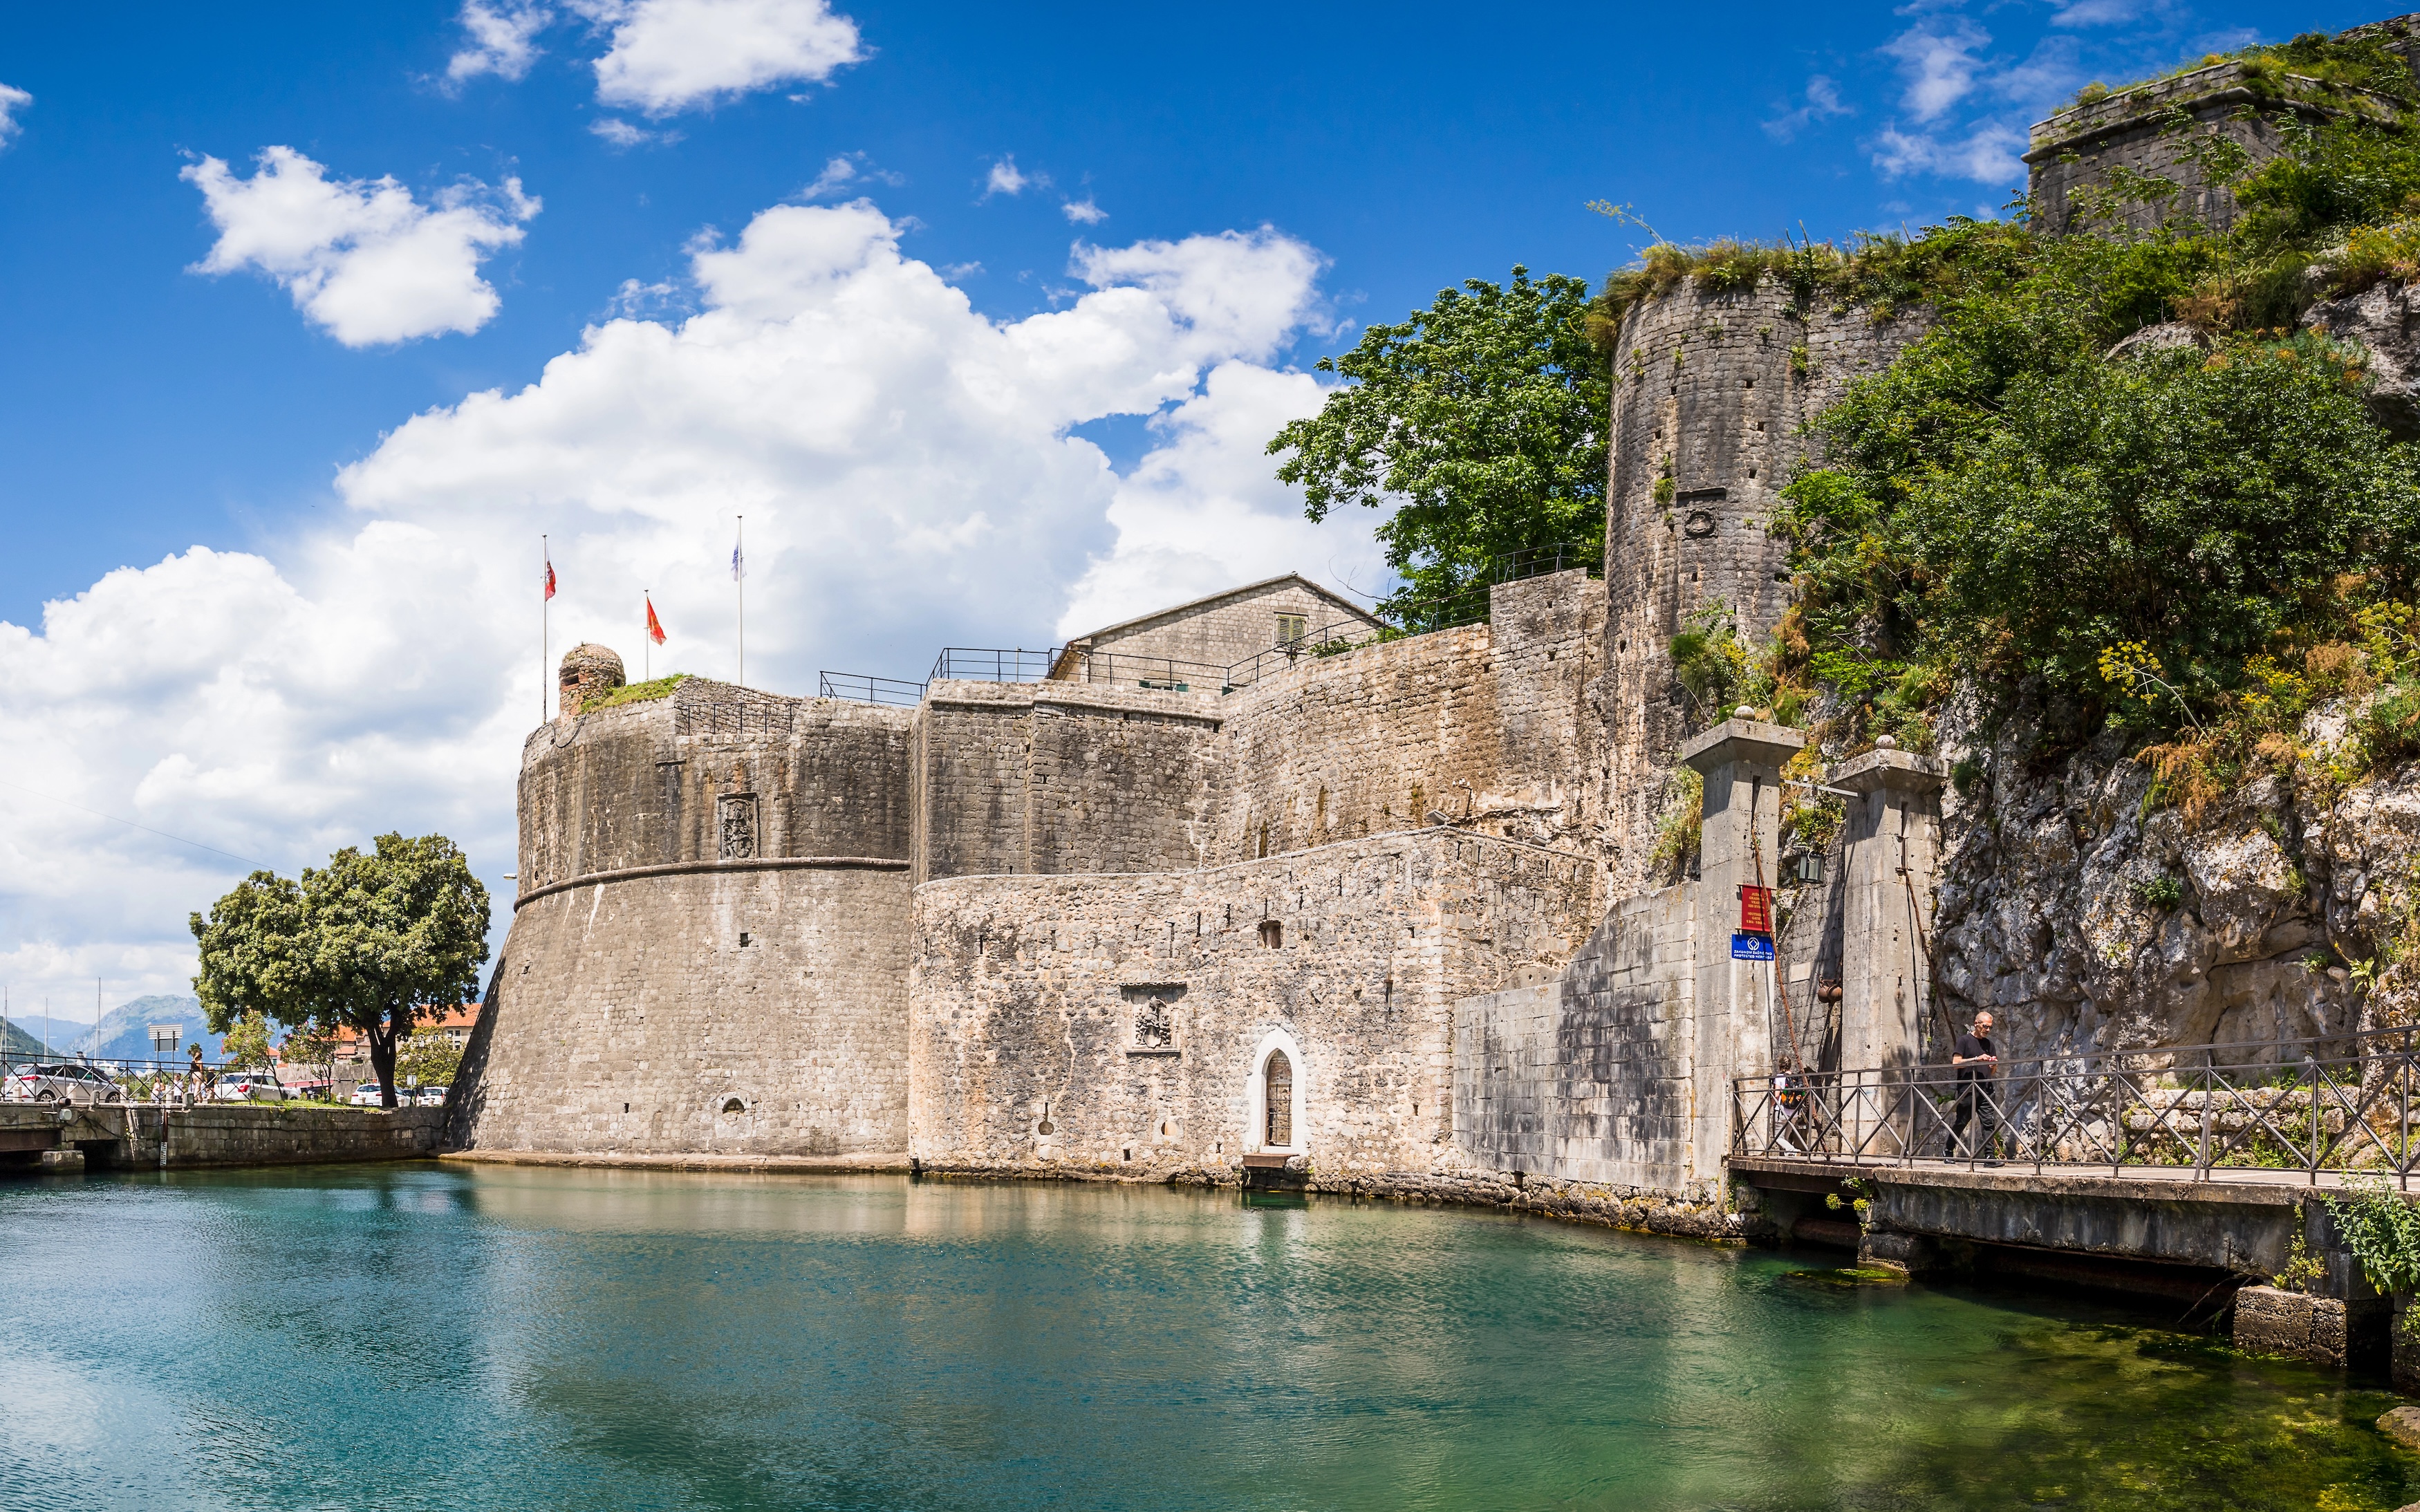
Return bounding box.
[1948,1011,1998,1161]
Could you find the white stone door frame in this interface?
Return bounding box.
[1242,1027,1306,1155]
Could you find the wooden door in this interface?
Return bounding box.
[1265,1051,1292,1147]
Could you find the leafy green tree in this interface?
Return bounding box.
[221,1011,276,1070]
[395,1033,464,1092]
[1268,268,1608,610]
[192,833,490,1109]
[280,1022,338,1096]
[1908,342,2420,718]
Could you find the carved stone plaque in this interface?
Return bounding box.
[717,793,758,859]
[1134,996,1173,1048]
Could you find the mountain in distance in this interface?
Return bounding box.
[1,1018,55,1059]
[75,996,225,1063]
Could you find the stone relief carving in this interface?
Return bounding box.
[718,794,758,859]
[1134,996,1173,1049]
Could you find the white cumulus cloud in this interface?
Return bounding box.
[589,117,660,147]
[1,200,1379,1008]
[1061,197,1107,225]
[0,83,31,149]
[1882,17,1992,123]
[1872,121,2027,183]
[985,156,1029,197]
[1056,362,1366,637]
[447,1,552,85]
[801,150,899,198]
[182,147,541,346]
[568,0,864,115]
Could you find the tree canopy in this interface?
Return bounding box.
[1267,268,1607,610]
[192,832,489,1108]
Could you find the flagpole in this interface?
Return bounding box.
[644,590,650,680]
[541,534,549,723]
[736,516,745,688]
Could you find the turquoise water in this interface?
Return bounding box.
[0,1167,2409,1511]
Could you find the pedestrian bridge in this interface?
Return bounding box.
[1727,1028,2412,1374]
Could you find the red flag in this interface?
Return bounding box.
[543,556,557,601]
[646,595,667,645]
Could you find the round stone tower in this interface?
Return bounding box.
[558,643,625,718]
[1599,275,1930,893]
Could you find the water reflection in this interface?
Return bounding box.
[0,1167,2411,1511]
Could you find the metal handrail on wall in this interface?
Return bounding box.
[1054,651,1234,692]
[817,672,927,707]
[815,543,1606,704]
[1731,1026,2420,1185]
[930,648,1060,683]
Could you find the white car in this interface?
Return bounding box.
[6,1062,127,1106]
[349,1082,386,1106]
[212,1074,288,1103]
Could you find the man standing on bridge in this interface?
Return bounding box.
[1949,1011,1999,1161]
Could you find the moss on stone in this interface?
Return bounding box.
[583,673,689,713]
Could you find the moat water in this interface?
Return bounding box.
[0,1168,2408,1512]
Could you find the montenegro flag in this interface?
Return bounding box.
[646,595,667,645]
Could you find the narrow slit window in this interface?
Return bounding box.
[1265,1052,1293,1147]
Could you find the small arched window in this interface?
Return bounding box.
[1264,1051,1293,1147]
[1258,920,1283,949]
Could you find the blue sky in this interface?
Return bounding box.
[0,0,2370,1016]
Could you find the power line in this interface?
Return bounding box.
[0,776,272,871]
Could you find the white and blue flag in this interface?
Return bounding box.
[731,539,745,581]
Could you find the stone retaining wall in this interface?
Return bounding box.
[105,1105,447,1168]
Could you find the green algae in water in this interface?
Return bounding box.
[0,1166,2412,1512]
[1783,1264,1911,1287]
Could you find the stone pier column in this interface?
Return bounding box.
[1834,743,1946,1154]
[1678,716,1805,1186]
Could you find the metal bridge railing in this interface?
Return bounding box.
[1733,1027,2420,1185]
[5,1054,353,1106]
[818,672,927,706]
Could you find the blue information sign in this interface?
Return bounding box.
[1730,931,1776,962]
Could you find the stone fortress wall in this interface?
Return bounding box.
[454,569,1619,1169]
[909,829,1599,1182]
[2027,14,2420,237]
[457,27,2410,1223]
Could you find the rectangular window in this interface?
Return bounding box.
[1276,613,1307,646]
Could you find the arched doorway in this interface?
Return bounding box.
[1263,1051,1292,1147]
[1245,1029,1303,1154]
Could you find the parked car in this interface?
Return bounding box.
[5,1062,126,1105]
[411,1085,449,1107]
[349,1082,385,1106]
[214,1075,288,1103]
[283,1080,333,1101]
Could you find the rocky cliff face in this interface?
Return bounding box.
[2308,277,2420,439]
[1925,698,2416,1056]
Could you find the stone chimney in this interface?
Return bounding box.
[559,644,626,718]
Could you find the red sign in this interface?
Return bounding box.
[1738,884,1774,935]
